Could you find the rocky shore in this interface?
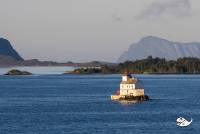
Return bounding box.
[111,95,149,101]
[122,95,149,101]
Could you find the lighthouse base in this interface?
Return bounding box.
[111,95,149,101]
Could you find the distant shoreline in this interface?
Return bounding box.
[1,66,200,76]
[2,57,200,75]
[67,57,200,75]
[0,65,75,68]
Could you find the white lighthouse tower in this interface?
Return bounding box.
[111,72,145,100]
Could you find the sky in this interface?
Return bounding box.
[0,0,200,62]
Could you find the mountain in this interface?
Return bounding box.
[0,38,114,66]
[0,55,19,66]
[0,38,23,61]
[118,36,200,63]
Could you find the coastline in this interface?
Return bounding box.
[2,57,200,74]
[1,66,200,75]
[0,66,75,75]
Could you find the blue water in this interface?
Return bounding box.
[0,74,200,134]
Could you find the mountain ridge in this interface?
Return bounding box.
[0,37,117,67]
[0,38,24,61]
[118,36,200,63]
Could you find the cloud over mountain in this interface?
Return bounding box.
[137,0,192,20]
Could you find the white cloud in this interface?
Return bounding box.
[137,0,192,20]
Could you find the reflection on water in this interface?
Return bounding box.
[115,100,138,105]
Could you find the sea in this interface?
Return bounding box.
[0,67,200,134]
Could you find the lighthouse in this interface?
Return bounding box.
[111,72,149,101]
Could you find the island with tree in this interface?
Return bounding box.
[69,56,200,74]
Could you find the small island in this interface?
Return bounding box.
[111,72,149,102]
[5,69,32,75]
[67,65,118,74]
[68,67,102,74]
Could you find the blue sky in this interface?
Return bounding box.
[0,0,199,62]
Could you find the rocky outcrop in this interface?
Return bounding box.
[122,95,149,101]
[111,95,149,102]
[5,69,32,75]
